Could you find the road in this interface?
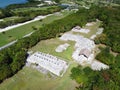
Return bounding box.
[0,31,34,51]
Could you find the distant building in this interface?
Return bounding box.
[79,48,91,58]
[27,52,69,77]
[72,26,90,33]
[55,43,70,52]
[43,0,56,5]
[60,3,78,10]
[36,0,56,5]
[73,26,81,30]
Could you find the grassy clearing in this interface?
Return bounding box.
[13,6,57,13]
[30,38,75,61]
[0,10,73,47]
[2,16,22,21]
[0,63,78,90]
[0,38,78,90]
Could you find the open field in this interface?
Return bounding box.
[0,63,78,90]
[0,38,78,90]
[30,38,75,61]
[0,16,22,22]
[13,6,57,13]
[0,10,73,47]
[0,21,101,90]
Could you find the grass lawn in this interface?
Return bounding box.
[2,16,22,22]
[13,6,58,13]
[0,38,78,90]
[30,38,75,61]
[0,10,73,47]
[0,63,78,90]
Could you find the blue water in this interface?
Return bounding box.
[0,0,27,8]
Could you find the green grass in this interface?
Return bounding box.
[0,10,73,47]
[13,6,57,13]
[0,38,78,90]
[2,16,22,22]
[30,38,75,61]
[0,63,78,90]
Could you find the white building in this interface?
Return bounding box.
[71,26,90,33]
[27,52,69,77]
[55,43,70,52]
[44,0,56,5]
[91,60,109,71]
[60,32,109,71]
[60,33,95,65]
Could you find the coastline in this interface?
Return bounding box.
[0,0,27,8]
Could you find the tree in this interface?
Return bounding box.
[10,50,27,73]
[53,0,60,3]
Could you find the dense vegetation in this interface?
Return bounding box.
[94,6,120,53]
[70,6,120,90]
[71,47,120,90]
[71,61,120,90]
[112,0,120,4]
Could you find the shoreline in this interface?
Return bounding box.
[0,0,28,8]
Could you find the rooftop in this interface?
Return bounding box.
[27,52,69,76]
[79,48,91,58]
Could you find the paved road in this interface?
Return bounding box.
[0,31,34,51]
[0,40,17,51]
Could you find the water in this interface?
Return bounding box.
[0,0,27,8]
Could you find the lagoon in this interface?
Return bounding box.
[0,0,27,8]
